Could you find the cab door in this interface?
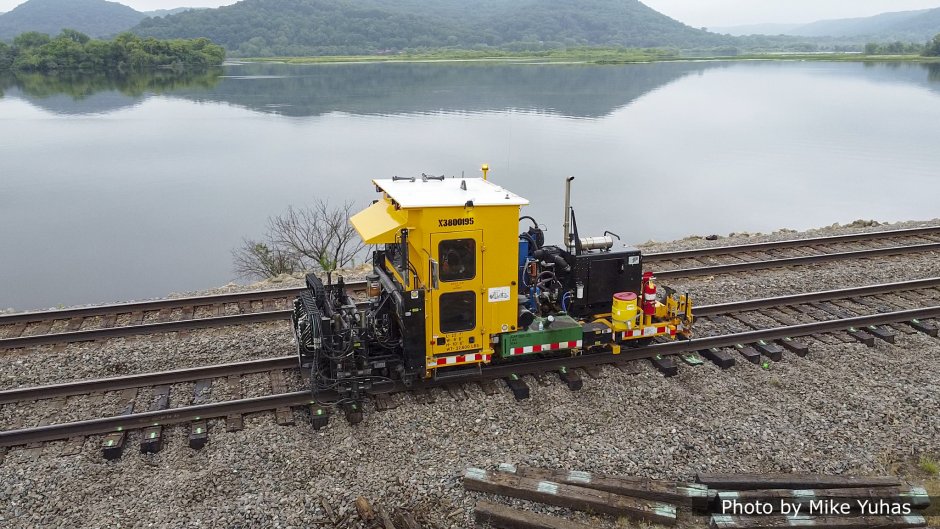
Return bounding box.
[429,230,484,357]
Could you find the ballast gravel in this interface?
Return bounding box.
[0,220,939,529]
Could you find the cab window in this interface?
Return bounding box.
[440,291,476,333]
[439,239,475,282]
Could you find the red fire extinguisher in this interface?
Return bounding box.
[641,271,657,316]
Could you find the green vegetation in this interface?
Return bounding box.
[1,30,224,73]
[925,34,940,57]
[0,0,146,40]
[864,41,925,55]
[921,456,940,475]
[133,0,732,57]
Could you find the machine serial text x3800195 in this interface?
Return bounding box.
[291,167,694,426]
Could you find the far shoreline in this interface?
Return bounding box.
[233,51,940,66]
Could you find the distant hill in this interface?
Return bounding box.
[133,0,733,56]
[712,23,803,36]
[716,7,940,42]
[0,0,145,40]
[145,8,200,18]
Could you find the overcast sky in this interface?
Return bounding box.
[1,0,939,28]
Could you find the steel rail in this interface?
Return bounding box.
[694,277,940,317]
[6,277,938,403]
[3,305,938,448]
[0,310,289,350]
[0,391,318,447]
[4,244,939,351]
[0,287,305,326]
[656,242,940,279]
[642,225,940,262]
[3,225,936,327]
[0,356,297,405]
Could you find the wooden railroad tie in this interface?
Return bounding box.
[695,472,902,491]
[140,385,170,454]
[462,467,677,525]
[498,463,711,510]
[102,387,137,460]
[474,500,596,529]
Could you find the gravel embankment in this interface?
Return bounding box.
[1,220,939,529]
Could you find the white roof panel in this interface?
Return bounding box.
[373,177,529,208]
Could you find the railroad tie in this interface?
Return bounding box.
[225,376,244,432]
[102,388,137,460]
[557,366,582,391]
[731,344,762,364]
[497,464,711,510]
[373,393,400,412]
[504,374,530,400]
[478,379,499,396]
[268,370,294,426]
[700,348,735,369]
[581,365,604,379]
[695,472,902,490]
[189,379,212,449]
[474,500,596,529]
[614,361,642,375]
[463,467,677,525]
[140,385,170,454]
[650,355,678,377]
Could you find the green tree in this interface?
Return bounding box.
[3,30,225,73]
[58,29,91,45]
[0,42,12,70]
[13,31,51,49]
[925,34,940,57]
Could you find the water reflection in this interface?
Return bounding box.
[0,68,222,115]
[1,61,939,118]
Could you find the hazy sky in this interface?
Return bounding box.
[1,0,940,28]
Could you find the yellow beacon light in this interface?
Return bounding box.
[481,164,489,180]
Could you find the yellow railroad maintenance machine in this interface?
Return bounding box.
[292,168,693,425]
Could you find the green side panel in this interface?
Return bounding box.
[499,315,583,358]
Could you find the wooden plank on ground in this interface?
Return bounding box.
[474,500,597,529]
[696,473,901,490]
[462,467,677,525]
[499,464,711,509]
[709,514,926,529]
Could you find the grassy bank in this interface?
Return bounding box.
[238,48,940,65]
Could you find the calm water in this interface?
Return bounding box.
[1,61,939,310]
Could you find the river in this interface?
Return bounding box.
[1,60,938,310]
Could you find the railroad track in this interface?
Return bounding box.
[1,277,938,459]
[1,225,938,350]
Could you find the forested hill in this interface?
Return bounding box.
[133,0,733,56]
[717,7,940,43]
[0,0,145,40]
